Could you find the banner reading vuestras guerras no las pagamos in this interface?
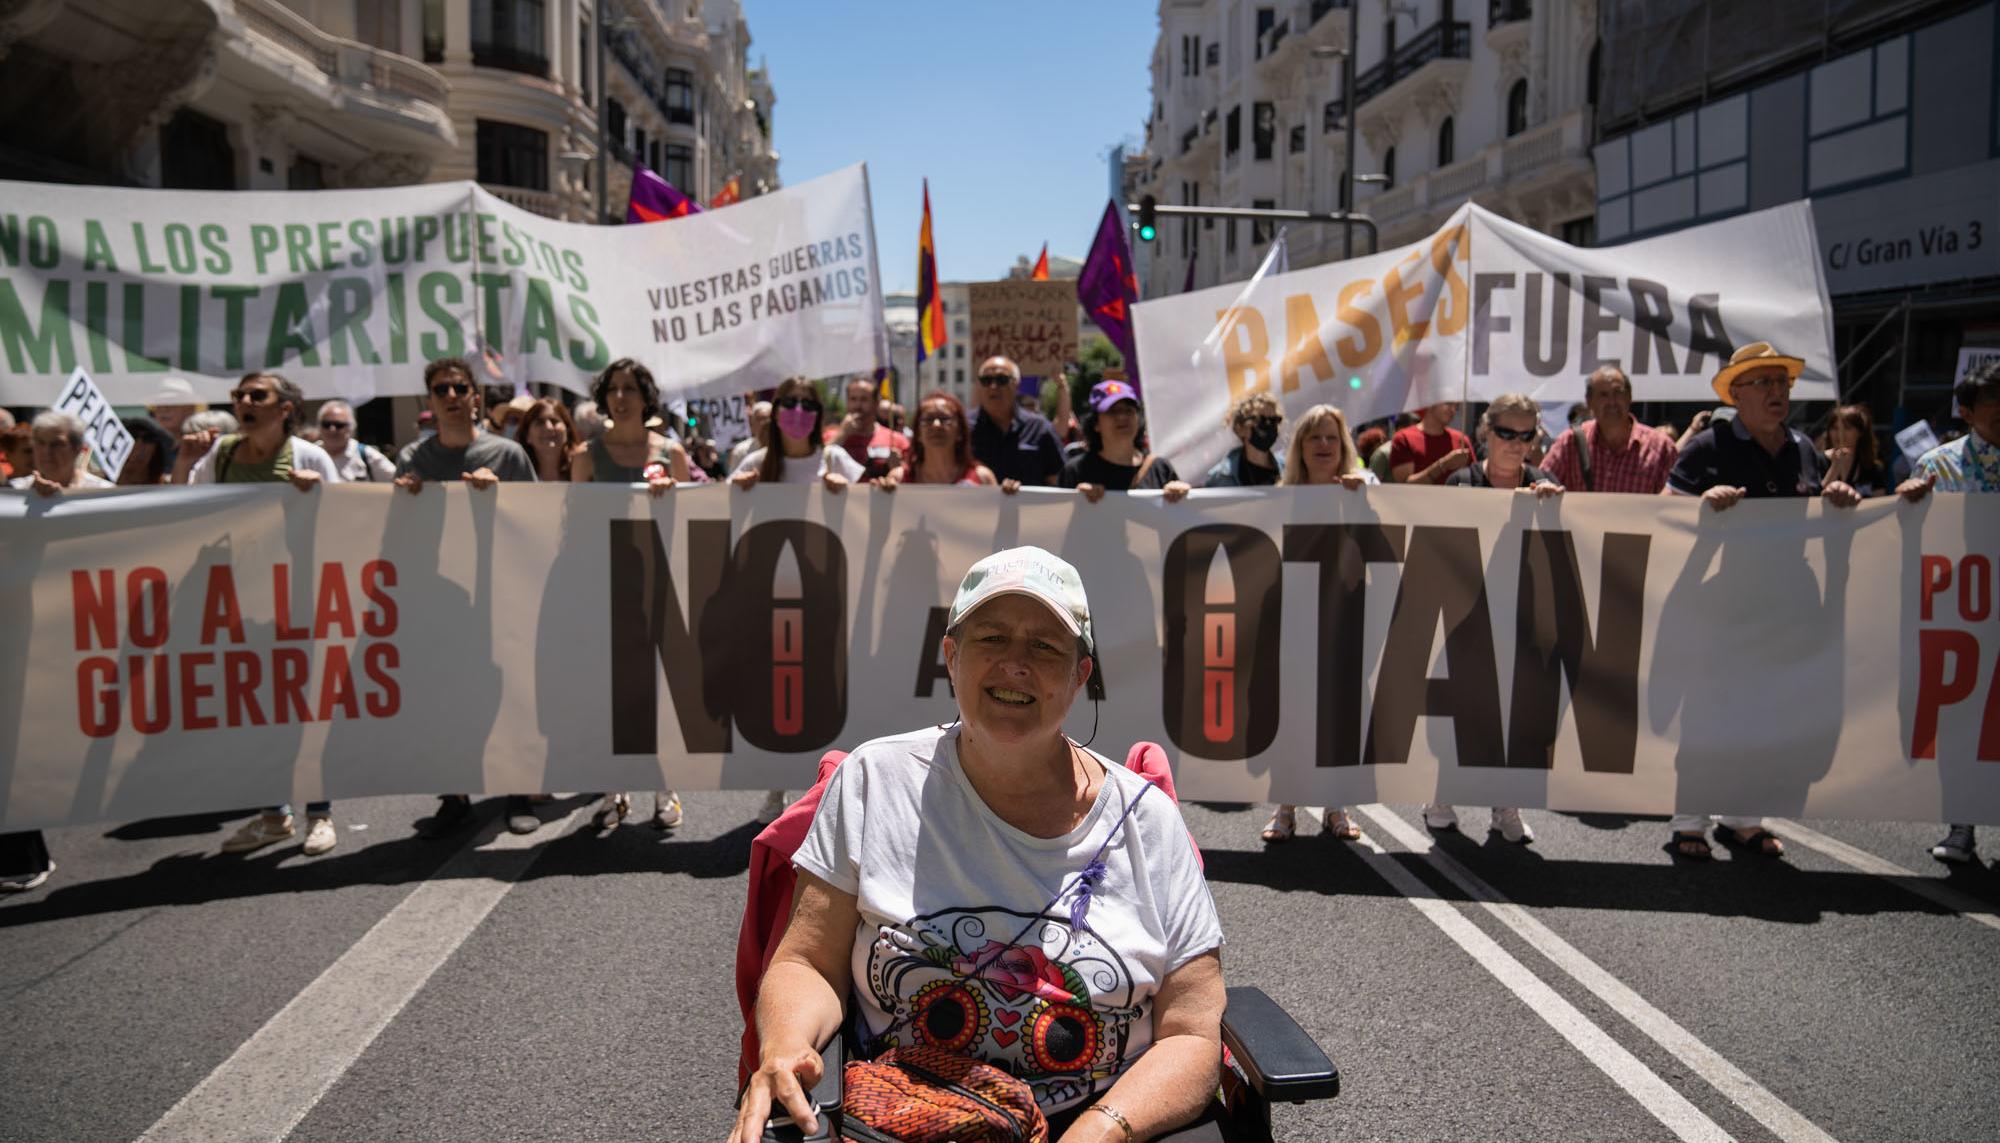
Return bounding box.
[1134,201,1837,481]
[0,164,887,406]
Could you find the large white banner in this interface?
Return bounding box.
[0,165,885,406]
[1136,202,1838,482]
[3,484,1996,831]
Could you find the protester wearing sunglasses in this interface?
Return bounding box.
[729,376,865,491]
[1427,392,1563,846]
[967,355,1064,491]
[392,358,537,495]
[174,371,341,492]
[314,399,395,483]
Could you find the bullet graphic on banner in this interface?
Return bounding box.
[771,543,805,736]
[1201,545,1236,744]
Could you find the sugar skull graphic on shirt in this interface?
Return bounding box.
[864,905,1142,1111]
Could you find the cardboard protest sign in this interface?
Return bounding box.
[51,368,133,481]
[968,279,1078,376]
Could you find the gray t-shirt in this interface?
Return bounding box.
[394,430,538,483]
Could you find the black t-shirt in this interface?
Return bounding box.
[1447,461,1559,489]
[1058,452,1183,491]
[1666,421,1829,498]
[969,408,1065,485]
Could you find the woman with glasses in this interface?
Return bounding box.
[1428,392,1562,846]
[1259,404,1375,844]
[172,372,344,856]
[314,399,395,483]
[728,376,865,489]
[887,390,997,487]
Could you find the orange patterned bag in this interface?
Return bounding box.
[838,1043,1048,1143]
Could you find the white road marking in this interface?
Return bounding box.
[1346,830,1735,1142]
[1355,805,1842,1143]
[137,806,591,1143]
[1767,818,2000,933]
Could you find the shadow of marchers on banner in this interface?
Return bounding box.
[1900,494,2000,829]
[1649,501,1851,821]
[100,490,319,823]
[320,486,501,800]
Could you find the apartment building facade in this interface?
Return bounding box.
[1133,0,1596,296]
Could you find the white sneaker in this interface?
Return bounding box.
[1491,807,1534,844]
[757,789,790,823]
[651,790,683,830]
[0,861,53,892]
[1931,824,1977,865]
[302,815,338,856]
[1422,804,1459,831]
[222,813,296,853]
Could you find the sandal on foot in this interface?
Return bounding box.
[1322,808,1361,841]
[1260,806,1297,843]
[1718,825,1785,857]
[1670,832,1713,860]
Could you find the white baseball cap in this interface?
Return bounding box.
[948,546,1093,654]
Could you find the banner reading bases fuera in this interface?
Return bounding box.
[3,485,1996,830]
[1135,201,1838,481]
[0,164,885,406]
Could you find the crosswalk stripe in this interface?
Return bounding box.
[136,806,591,1143]
[1355,805,1842,1143]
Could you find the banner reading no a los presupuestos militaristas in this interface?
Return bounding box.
[0,164,886,406]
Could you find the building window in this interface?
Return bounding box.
[1289,124,1305,154]
[664,143,693,191]
[606,100,628,159]
[634,128,648,168]
[1505,79,1528,136]
[1252,198,1275,245]
[422,0,443,62]
[1226,106,1241,155]
[1182,35,1191,76]
[579,19,591,100]
[955,343,965,360]
[287,155,326,190]
[1253,102,1275,161]
[1560,217,1596,248]
[1382,146,1396,187]
[1437,116,1454,166]
[1226,217,1237,255]
[476,120,549,191]
[472,0,548,77]
[1592,92,1748,241]
[160,109,235,190]
[1193,35,1202,74]
[1805,35,1910,194]
[667,69,695,125]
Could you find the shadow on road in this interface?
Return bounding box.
[1200,831,2000,923]
[0,803,760,929]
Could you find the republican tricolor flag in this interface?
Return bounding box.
[626,167,702,223]
[1078,201,1142,389]
[709,177,741,208]
[917,179,946,363]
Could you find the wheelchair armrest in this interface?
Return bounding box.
[1220,986,1340,1103]
[758,1033,844,1143]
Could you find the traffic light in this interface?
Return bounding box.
[1137,195,1157,243]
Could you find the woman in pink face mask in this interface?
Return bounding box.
[729,376,866,491]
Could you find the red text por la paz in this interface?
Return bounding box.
[1913,554,2000,761]
[70,561,401,738]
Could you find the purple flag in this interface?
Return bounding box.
[626,166,702,223]
[1077,201,1142,390]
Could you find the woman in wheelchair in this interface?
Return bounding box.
[730,547,1229,1143]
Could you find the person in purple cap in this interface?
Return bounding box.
[1059,379,1192,502]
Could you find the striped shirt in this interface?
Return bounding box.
[1542,419,1679,494]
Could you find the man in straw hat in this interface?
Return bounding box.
[1659,341,1861,861]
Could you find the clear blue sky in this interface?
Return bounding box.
[742,0,1155,293]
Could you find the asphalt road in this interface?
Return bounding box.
[2,792,1996,1142]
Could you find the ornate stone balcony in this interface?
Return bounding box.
[231,0,454,153]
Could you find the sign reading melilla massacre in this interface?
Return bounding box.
[0,164,887,406]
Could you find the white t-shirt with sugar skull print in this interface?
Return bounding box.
[792,724,1224,1115]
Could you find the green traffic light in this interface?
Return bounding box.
[1348,376,1363,390]
[1138,224,1156,242]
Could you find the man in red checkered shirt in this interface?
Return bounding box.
[1541,365,1679,494]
